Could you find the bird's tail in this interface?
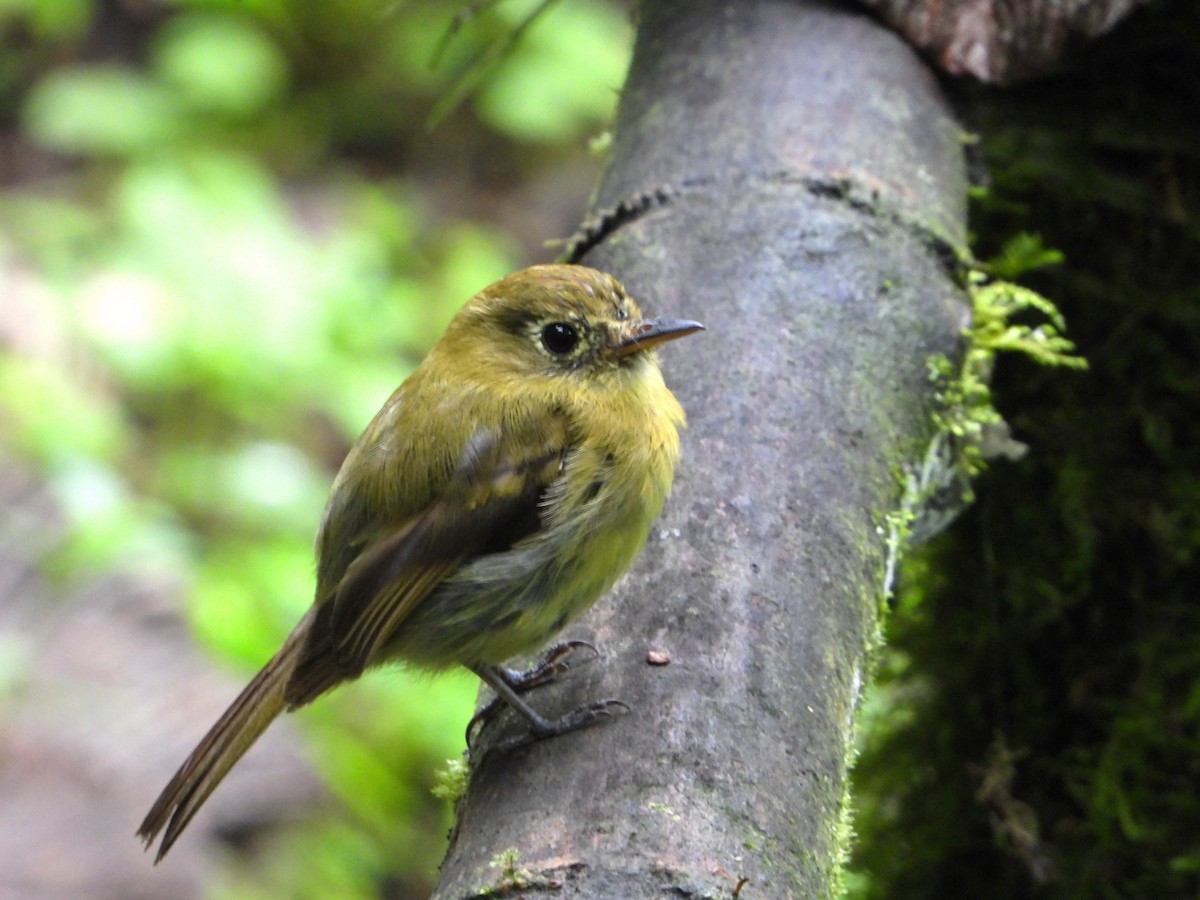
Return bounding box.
[137,624,307,863]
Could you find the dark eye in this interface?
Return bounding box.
[540,322,580,355]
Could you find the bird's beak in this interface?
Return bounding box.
[610,317,705,358]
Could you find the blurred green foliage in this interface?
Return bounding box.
[0,0,631,895]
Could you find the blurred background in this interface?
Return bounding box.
[0,0,632,896]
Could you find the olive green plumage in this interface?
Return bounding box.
[138,264,702,861]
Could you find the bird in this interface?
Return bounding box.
[137,263,703,861]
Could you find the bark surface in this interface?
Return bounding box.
[433,1,968,897]
[856,0,1150,82]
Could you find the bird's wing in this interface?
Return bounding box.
[284,419,568,707]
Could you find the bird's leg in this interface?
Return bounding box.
[466,645,626,751]
[470,664,628,753]
[464,641,597,743]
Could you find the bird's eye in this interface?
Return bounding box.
[540,322,580,355]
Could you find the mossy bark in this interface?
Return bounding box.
[852,1,1200,896]
[432,1,968,897]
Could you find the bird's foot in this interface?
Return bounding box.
[465,641,598,744]
[498,640,599,691]
[487,699,630,755]
[466,646,624,750]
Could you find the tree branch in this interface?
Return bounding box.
[433,0,969,896]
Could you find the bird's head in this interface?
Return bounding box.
[432,265,704,388]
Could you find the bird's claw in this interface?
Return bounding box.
[464,640,600,745]
[499,640,599,691]
[486,698,630,755]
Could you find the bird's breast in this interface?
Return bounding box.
[389,369,686,669]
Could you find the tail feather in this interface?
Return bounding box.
[138,635,300,862]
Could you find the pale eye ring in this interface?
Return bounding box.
[540,321,580,355]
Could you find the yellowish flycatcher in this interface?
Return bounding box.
[138,264,702,860]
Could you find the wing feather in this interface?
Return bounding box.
[284,419,567,707]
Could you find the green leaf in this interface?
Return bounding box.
[153,13,288,116]
[24,66,185,156]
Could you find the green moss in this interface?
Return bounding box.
[647,801,682,822]
[931,248,1087,483]
[431,756,470,806]
[851,2,1200,897]
[472,847,556,896]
